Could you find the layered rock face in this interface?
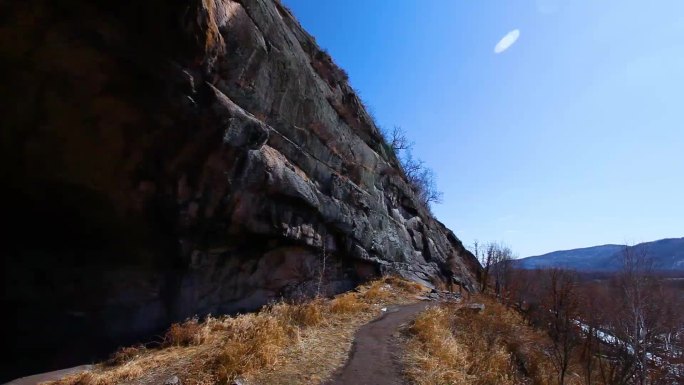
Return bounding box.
[1,0,480,379]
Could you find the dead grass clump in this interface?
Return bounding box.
[383,275,425,294]
[330,292,368,314]
[271,299,327,327]
[361,280,393,302]
[163,317,204,347]
[404,306,471,385]
[214,313,294,382]
[454,298,556,385]
[403,297,557,385]
[55,360,145,385]
[60,371,105,385]
[359,276,427,303]
[106,345,146,366]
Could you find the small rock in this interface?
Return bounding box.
[164,375,181,385]
[462,303,485,312]
[381,307,387,312]
[445,292,462,301]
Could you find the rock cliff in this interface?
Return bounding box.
[1,0,480,379]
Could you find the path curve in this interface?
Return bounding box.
[325,302,429,385]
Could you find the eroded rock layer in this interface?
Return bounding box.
[1,0,480,379]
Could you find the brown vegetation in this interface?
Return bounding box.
[163,317,204,347]
[47,276,427,385]
[503,246,684,385]
[402,296,559,385]
[404,243,684,385]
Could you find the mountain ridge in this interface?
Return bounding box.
[514,237,684,271]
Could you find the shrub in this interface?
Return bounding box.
[404,306,471,385]
[214,314,293,382]
[384,275,425,294]
[362,280,393,302]
[330,292,368,314]
[106,345,146,366]
[404,298,557,385]
[271,299,326,327]
[163,317,203,346]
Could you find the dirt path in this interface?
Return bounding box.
[325,302,429,385]
[6,302,433,385]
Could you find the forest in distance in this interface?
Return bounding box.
[474,242,684,385]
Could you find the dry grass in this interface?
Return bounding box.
[403,296,564,385]
[213,312,295,383]
[383,275,425,294]
[106,345,147,366]
[272,298,326,327]
[330,292,370,314]
[163,317,204,347]
[404,306,472,385]
[47,276,427,385]
[246,277,428,385]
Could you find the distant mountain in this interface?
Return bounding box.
[514,238,684,271]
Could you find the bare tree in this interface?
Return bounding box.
[387,126,412,152]
[491,245,513,298]
[508,268,539,313]
[611,245,665,385]
[473,242,513,294]
[380,126,442,208]
[577,281,611,385]
[619,245,651,385]
[475,242,495,293]
[580,318,599,385]
[472,241,482,292]
[413,168,443,205]
[542,268,580,385]
[401,152,442,206]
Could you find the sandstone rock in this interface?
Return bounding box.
[1,0,481,379]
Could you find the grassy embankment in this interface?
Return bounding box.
[49,276,426,385]
[402,296,569,385]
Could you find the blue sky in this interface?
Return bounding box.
[283,0,684,257]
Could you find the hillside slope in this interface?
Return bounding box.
[1,0,479,380]
[514,237,684,271]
